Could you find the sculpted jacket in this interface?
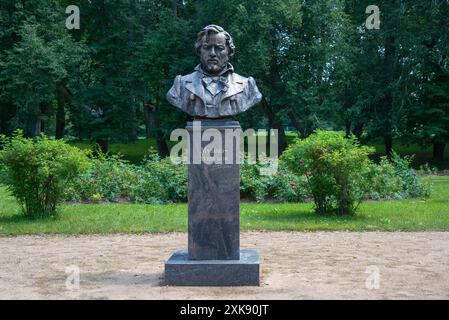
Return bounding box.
[167,64,262,118]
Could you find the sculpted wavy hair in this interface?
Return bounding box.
[195,25,235,57]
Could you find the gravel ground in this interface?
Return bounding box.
[1,231,448,300]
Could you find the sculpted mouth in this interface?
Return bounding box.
[208,59,218,63]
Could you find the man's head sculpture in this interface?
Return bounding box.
[167,25,262,119]
[195,25,235,75]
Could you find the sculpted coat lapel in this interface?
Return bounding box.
[167,65,262,118]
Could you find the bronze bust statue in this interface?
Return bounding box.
[167,25,262,118]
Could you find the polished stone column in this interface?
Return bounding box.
[165,119,259,286]
[187,120,240,260]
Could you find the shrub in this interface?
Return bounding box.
[282,130,374,215]
[268,166,307,203]
[417,162,438,176]
[0,131,91,218]
[65,154,138,202]
[365,152,431,200]
[68,155,308,204]
[365,157,403,200]
[240,162,271,202]
[130,152,187,203]
[66,151,188,204]
[389,152,431,198]
[240,161,307,203]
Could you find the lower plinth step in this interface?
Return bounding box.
[164,249,260,286]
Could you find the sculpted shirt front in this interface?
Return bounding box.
[167,64,262,118]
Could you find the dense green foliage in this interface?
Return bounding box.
[65,152,188,204]
[282,131,431,215]
[0,131,90,217]
[64,151,306,204]
[240,162,307,203]
[367,153,431,200]
[48,132,428,210]
[282,131,375,215]
[1,0,448,165]
[0,131,433,220]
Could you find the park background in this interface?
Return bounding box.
[0,0,448,234]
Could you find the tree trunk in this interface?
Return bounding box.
[287,110,309,138]
[143,103,153,138]
[352,123,364,140]
[57,83,102,118]
[127,102,138,142]
[170,0,178,16]
[261,97,287,155]
[55,89,66,139]
[345,119,351,137]
[380,34,396,159]
[24,102,42,138]
[273,122,287,155]
[156,132,169,158]
[144,102,169,158]
[40,118,45,134]
[0,105,6,135]
[25,117,41,138]
[154,115,169,158]
[125,14,138,143]
[384,132,393,159]
[261,33,288,154]
[433,141,446,162]
[96,138,109,154]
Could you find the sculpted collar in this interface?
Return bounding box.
[194,64,234,79]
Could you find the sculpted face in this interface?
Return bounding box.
[200,32,230,75]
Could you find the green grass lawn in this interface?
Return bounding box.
[0,177,448,235]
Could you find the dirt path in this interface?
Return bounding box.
[1,232,448,299]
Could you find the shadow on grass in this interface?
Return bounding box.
[0,213,58,224]
[247,209,361,223]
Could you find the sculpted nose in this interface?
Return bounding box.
[210,47,216,57]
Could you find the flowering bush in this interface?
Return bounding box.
[282,130,374,215]
[0,131,91,218]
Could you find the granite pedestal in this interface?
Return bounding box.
[165,249,259,286]
[165,120,260,286]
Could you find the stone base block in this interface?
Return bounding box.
[164,249,260,286]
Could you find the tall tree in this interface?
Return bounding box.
[405,0,449,162]
[0,0,85,138]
